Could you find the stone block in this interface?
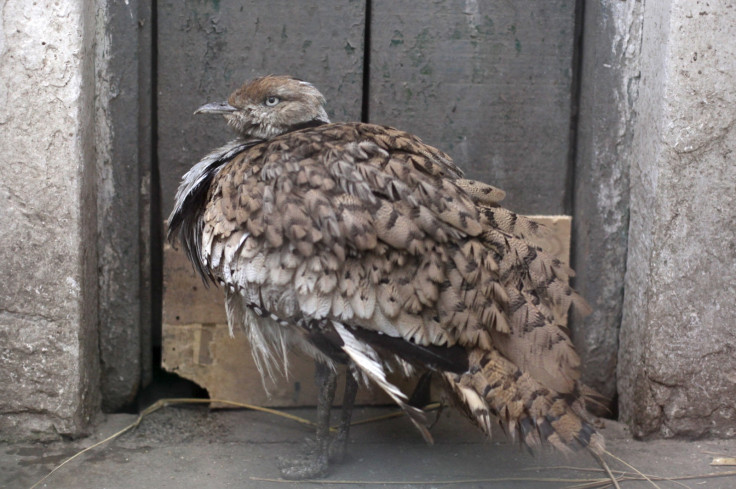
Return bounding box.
[619,0,736,438]
[0,0,99,441]
[571,0,643,404]
[95,0,152,412]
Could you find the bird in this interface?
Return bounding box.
[168,75,605,479]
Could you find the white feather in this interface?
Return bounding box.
[444,373,493,436]
[240,235,261,259]
[349,286,376,319]
[331,294,354,320]
[332,321,433,444]
[294,262,318,294]
[226,232,250,265]
[244,253,267,283]
[298,293,332,319]
[266,253,294,285]
[390,355,416,378]
[280,246,301,268]
[202,228,216,265]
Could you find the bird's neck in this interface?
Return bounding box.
[245,118,330,140]
[282,119,330,133]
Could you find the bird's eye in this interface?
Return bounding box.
[265,96,280,107]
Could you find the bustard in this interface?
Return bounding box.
[168,75,603,479]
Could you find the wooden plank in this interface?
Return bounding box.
[162,216,572,407]
[157,0,366,217]
[368,0,577,215]
[162,241,227,326]
[162,323,402,408]
[526,215,572,266]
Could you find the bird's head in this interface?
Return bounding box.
[194,75,330,139]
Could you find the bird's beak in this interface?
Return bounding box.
[194,101,238,115]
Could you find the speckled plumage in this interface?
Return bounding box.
[169,75,603,478]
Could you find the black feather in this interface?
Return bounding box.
[349,327,469,374]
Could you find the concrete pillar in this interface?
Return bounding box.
[95,0,153,412]
[619,0,736,438]
[572,0,643,405]
[0,0,100,440]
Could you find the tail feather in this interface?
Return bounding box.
[443,349,605,455]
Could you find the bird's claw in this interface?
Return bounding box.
[328,431,349,464]
[277,451,329,480]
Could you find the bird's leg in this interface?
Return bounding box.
[279,361,336,480]
[409,371,444,429]
[329,367,359,463]
[407,371,433,409]
[314,361,337,466]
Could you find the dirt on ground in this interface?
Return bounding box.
[3,404,736,489]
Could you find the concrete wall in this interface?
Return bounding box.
[619,0,736,438]
[1,0,734,442]
[0,0,100,440]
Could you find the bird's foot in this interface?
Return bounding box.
[300,434,350,464]
[278,438,330,480]
[278,452,329,480]
[328,431,349,464]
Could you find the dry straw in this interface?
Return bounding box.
[28,398,736,489]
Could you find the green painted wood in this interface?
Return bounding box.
[369,0,577,214]
[155,1,620,409]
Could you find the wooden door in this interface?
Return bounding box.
[157,0,582,406]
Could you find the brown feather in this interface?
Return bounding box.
[168,75,603,459]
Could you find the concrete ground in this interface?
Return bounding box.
[3,404,736,489]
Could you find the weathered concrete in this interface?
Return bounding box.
[619,0,736,438]
[571,1,643,405]
[0,0,100,440]
[157,0,366,217]
[137,0,156,399]
[4,407,736,489]
[369,0,577,214]
[95,0,153,412]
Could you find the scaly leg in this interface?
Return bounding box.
[330,367,359,463]
[279,361,337,480]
